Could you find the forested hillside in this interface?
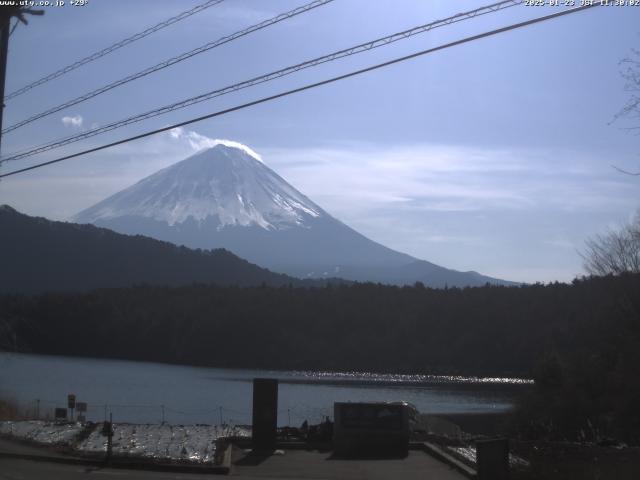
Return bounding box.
[2,274,638,378]
[0,205,314,293]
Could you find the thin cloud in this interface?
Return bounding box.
[168,127,263,162]
[543,237,576,249]
[61,115,83,128]
[264,143,636,217]
[2,139,637,284]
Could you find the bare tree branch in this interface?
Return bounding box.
[611,164,640,176]
[610,47,640,175]
[581,212,640,276]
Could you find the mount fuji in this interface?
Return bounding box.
[74,144,513,287]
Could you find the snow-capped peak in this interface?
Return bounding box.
[73,143,323,230]
[210,139,263,163]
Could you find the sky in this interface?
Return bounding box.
[0,0,639,283]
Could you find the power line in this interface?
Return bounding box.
[0,0,522,162]
[3,0,225,101]
[1,0,335,134]
[0,3,599,180]
[0,6,42,154]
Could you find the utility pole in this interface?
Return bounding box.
[0,5,43,155]
[0,8,12,153]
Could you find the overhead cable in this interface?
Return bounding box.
[4,0,226,101]
[0,3,599,179]
[0,0,521,160]
[1,0,336,134]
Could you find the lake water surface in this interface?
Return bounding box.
[0,353,529,426]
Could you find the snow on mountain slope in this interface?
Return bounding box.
[75,145,322,230]
[74,143,514,287]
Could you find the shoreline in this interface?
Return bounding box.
[0,349,534,386]
[1,351,533,388]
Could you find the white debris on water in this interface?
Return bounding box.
[0,421,250,464]
[0,420,83,446]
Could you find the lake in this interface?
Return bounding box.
[0,353,530,426]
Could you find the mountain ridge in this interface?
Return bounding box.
[0,205,328,294]
[75,145,324,230]
[74,144,516,287]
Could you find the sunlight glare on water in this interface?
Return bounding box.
[0,353,530,426]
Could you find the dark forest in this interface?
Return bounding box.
[2,273,640,441]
